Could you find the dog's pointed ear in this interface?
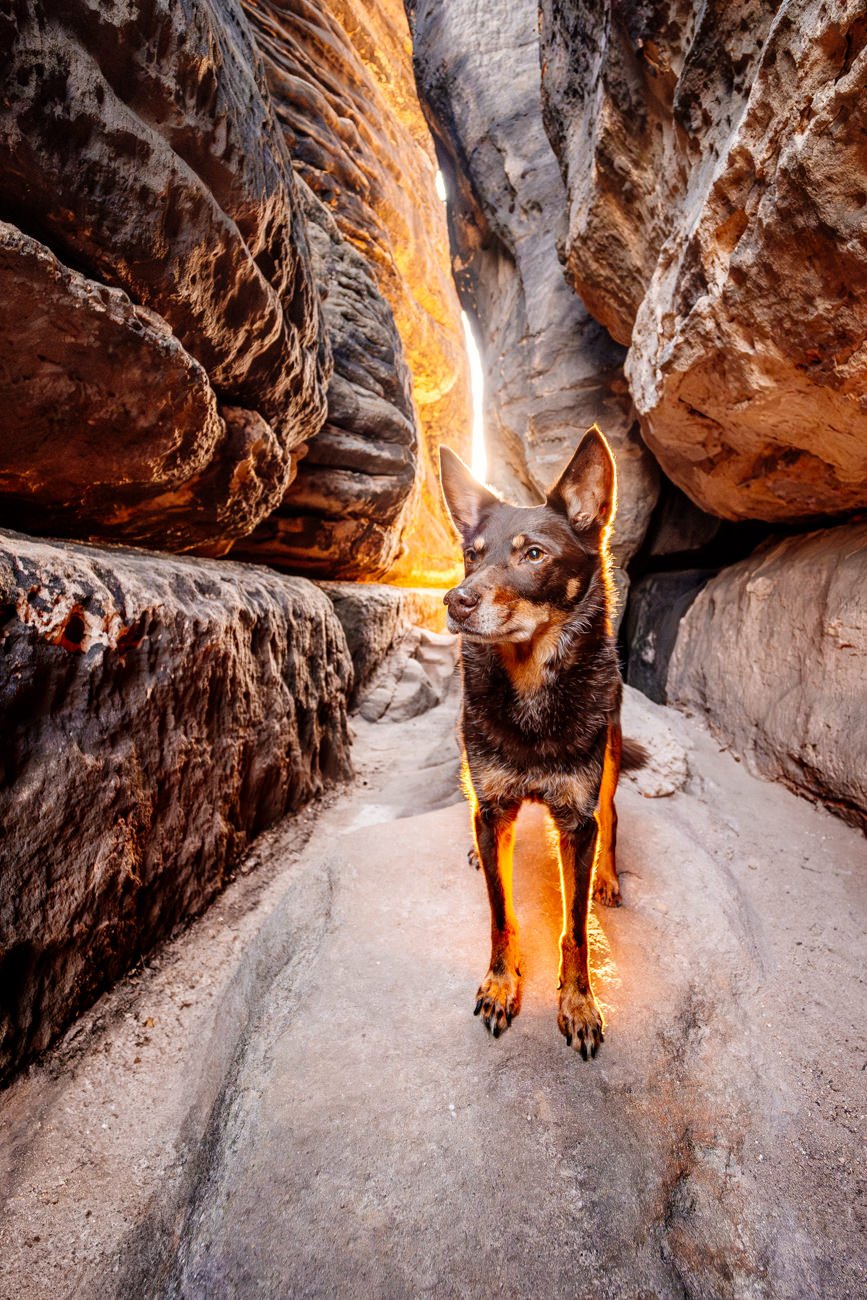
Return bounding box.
[546,425,616,535]
[439,446,499,538]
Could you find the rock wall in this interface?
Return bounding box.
[0,530,353,1082]
[0,0,471,1082]
[0,0,329,553]
[0,0,470,578]
[407,0,659,567]
[241,0,472,583]
[234,181,419,578]
[666,524,867,830]
[539,0,867,524]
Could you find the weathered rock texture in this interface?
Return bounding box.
[241,0,472,583]
[407,0,658,565]
[235,182,419,578]
[624,569,715,704]
[667,523,867,830]
[540,0,867,524]
[0,530,352,1083]
[0,0,329,553]
[319,581,448,699]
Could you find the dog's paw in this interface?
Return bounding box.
[558,986,604,1059]
[474,967,520,1038]
[593,870,621,907]
[467,846,480,871]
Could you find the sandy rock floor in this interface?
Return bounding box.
[1,670,864,1299]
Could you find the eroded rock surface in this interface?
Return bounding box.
[0,0,328,552]
[0,530,352,1083]
[667,523,867,830]
[540,0,867,523]
[242,0,472,582]
[235,183,418,579]
[318,581,448,699]
[408,0,658,566]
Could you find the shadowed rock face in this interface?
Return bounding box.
[241,0,472,583]
[667,523,867,830]
[407,0,659,568]
[234,182,419,578]
[0,530,353,1083]
[540,0,867,524]
[0,0,329,552]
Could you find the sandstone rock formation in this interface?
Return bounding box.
[624,569,715,704]
[0,0,328,553]
[242,0,472,583]
[407,0,659,566]
[235,182,419,579]
[540,0,867,524]
[667,523,867,830]
[319,581,448,698]
[0,530,353,1083]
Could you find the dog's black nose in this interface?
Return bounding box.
[444,586,480,620]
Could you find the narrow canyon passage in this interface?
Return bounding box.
[2,659,864,1300]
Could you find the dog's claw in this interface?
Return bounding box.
[474,965,520,1038]
[558,986,605,1061]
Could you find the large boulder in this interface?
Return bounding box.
[540,0,867,524]
[667,523,867,830]
[0,530,353,1082]
[0,0,328,552]
[241,0,472,583]
[407,0,658,566]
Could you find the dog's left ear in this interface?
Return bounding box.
[546,425,616,535]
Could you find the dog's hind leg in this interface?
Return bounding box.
[553,812,605,1059]
[472,798,522,1037]
[593,721,622,907]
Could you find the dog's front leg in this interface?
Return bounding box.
[554,812,605,1059]
[473,799,521,1037]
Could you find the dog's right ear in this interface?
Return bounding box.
[439,447,499,538]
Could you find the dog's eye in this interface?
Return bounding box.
[525,546,545,563]
[464,547,477,565]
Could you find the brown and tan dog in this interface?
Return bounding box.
[440,426,643,1059]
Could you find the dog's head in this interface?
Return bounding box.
[439,426,616,643]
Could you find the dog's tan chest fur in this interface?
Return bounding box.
[496,614,567,695]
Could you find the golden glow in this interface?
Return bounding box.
[461,311,487,482]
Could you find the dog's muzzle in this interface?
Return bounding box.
[444,585,480,625]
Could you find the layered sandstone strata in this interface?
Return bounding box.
[540,0,867,523]
[0,531,353,1082]
[667,523,867,830]
[0,0,329,552]
[235,183,419,578]
[407,0,658,565]
[242,0,472,582]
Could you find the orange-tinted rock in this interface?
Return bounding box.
[234,182,419,577]
[0,0,328,551]
[540,0,867,523]
[242,0,472,583]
